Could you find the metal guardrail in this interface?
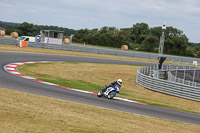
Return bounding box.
[1,37,200,63]
[136,66,200,102]
[0,37,17,45]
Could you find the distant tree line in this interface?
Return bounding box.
[0,21,76,37]
[1,21,200,57]
[73,23,200,57]
[0,21,19,28]
[73,27,130,48]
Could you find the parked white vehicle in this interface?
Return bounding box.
[18,36,36,42]
[16,36,36,47]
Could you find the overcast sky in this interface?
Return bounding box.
[0,0,200,43]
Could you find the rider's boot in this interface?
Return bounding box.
[101,87,107,92]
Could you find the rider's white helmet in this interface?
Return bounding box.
[117,79,122,85]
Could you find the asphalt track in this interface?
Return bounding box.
[0,51,200,125]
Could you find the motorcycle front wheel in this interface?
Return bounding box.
[97,90,103,97]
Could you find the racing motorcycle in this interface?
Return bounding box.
[97,85,120,99]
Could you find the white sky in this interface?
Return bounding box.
[0,0,200,43]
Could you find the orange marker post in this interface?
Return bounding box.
[22,41,28,47]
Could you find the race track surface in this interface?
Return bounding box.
[0,51,200,125]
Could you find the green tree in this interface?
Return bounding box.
[5,26,15,35]
[16,22,37,36]
[142,35,158,52]
[131,23,149,44]
[164,38,174,54]
[73,29,90,43]
[173,36,188,55]
[186,46,195,57]
[194,44,200,57]
[99,26,109,34]
[149,27,162,37]
[163,27,189,55]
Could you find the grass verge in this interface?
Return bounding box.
[17,62,200,114]
[40,77,101,92]
[0,87,200,133]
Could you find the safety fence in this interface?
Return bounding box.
[1,37,200,64]
[136,66,200,102]
[168,69,200,87]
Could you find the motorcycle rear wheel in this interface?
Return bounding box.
[107,91,116,99]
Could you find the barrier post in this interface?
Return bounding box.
[192,69,196,86]
[19,40,22,47]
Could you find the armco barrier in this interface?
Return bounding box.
[28,41,200,64]
[136,66,200,102]
[0,37,17,45]
[1,37,200,63]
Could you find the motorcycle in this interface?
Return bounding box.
[97,85,120,99]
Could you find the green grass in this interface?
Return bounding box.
[39,76,101,92]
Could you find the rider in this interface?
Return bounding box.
[102,79,122,92]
